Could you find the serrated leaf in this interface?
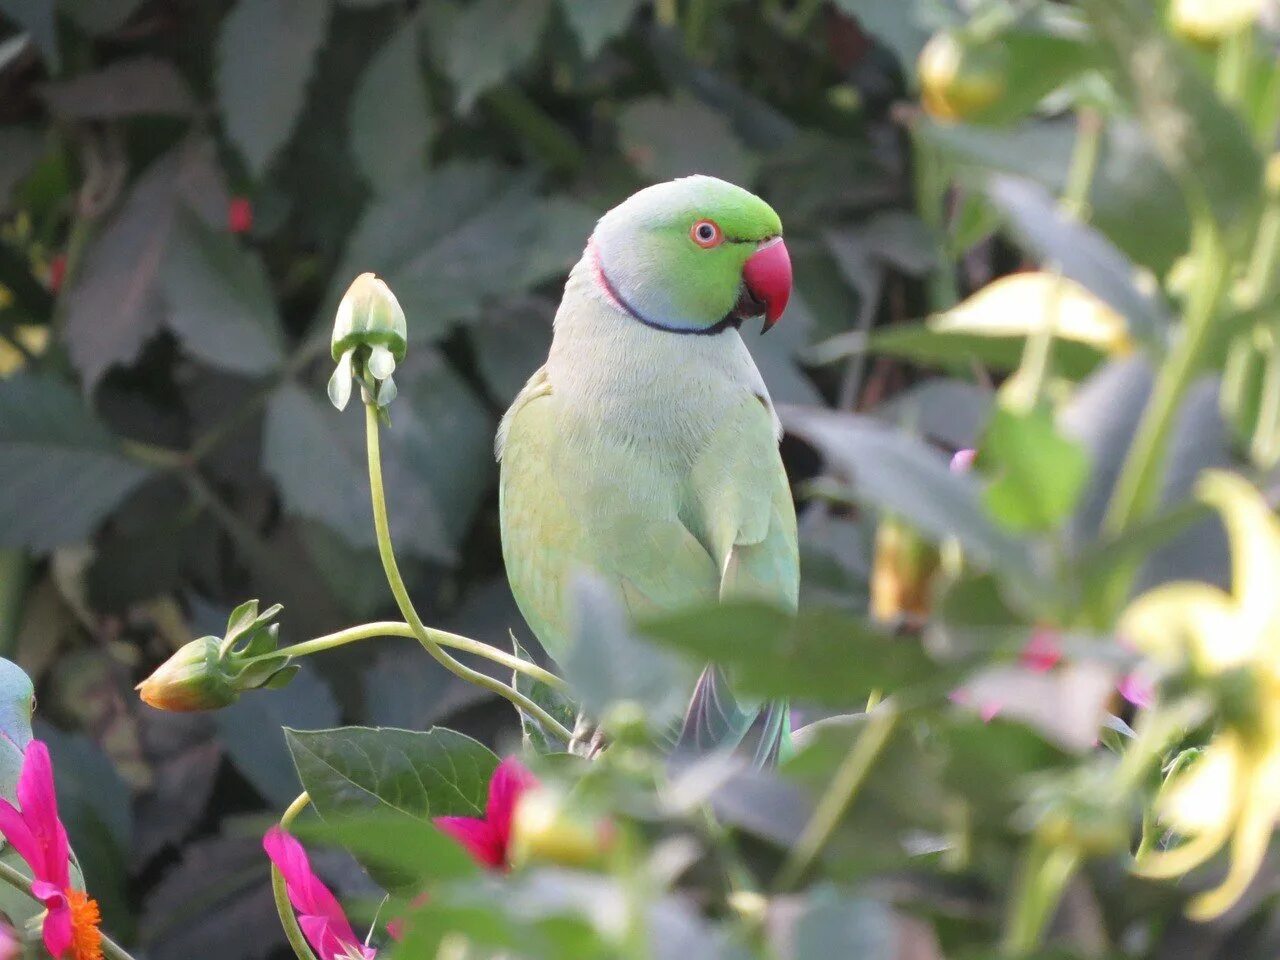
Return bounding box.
[160,209,284,375]
[39,57,195,118]
[0,375,152,551]
[350,21,431,193]
[216,0,332,176]
[62,140,228,387]
[558,0,641,59]
[618,94,756,185]
[982,405,1089,533]
[333,163,544,337]
[441,0,551,112]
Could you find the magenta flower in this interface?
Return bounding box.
[263,827,374,960]
[433,757,538,870]
[1019,629,1063,673]
[0,740,102,960]
[0,921,18,960]
[950,448,976,473]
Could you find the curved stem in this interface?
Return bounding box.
[0,859,136,960]
[773,704,899,891]
[363,403,573,743]
[271,792,320,960]
[253,621,568,693]
[1002,838,1080,956]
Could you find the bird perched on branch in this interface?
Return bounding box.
[498,176,798,764]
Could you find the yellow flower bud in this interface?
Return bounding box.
[136,637,238,712]
[918,31,1008,123]
[1170,0,1261,43]
[870,517,941,623]
[508,787,614,869]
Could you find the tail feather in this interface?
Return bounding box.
[676,665,789,768]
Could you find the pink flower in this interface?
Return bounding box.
[0,920,19,960]
[263,827,374,960]
[950,448,976,473]
[0,741,102,960]
[433,758,538,871]
[227,196,254,234]
[1019,629,1063,673]
[1118,671,1154,709]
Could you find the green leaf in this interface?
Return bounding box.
[1080,0,1262,234]
[297,813,480,886]
[0,0,57,71]
[440,0,551,112]
[216,0,332,177]
[285,724,499,824]
[618,94,756,185]
[982,405,1089,533]
[640,601,940,706]
[781,884,897,960]
[62,140,228,388]
[917,117,1190,272]
[985,175,1173,354]
[350,21,432,193]
[0,375,152,551]
[780,405,1041,592]
[512,636,575,752]
[160,209,285,375]
[39,57,196,118]
[333,163,544,337]
[558,0,642,59]
[867,322,1107,380]
[0,127,43,212]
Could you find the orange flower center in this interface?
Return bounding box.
[66,890,102,960]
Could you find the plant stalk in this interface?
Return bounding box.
[0,859,137,960]
[271,792,320,960]
[363,403,573,742]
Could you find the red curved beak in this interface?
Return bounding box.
[742,237,792,332]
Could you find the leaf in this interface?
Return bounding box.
[160,209,285,375]
[774,885,897,960]
[333,162,544,337]
[562,575,692,727]
[0,375,152,551]
[62,139,228,388]
[57,0,147,33]
[982,405,1090,533]
[985,175,1174,354]
[618,95,756,185]
[215,664,339,807]
[873,378,992,450]
[867,321,1107,380]
[216,0,333,177]
[39,57,196,118]
[0,127,45,211]
[917,117,1190,272]
[640,601,940,706]
[285,725,499,826]
[1080,0,1262,234]
[0,0,57,70]
[830,0,934,70]
[780,405,1040,591]
[349,21,432,193]
[558,0,642,59]
[441,0,552,111]
[512,636,575,752]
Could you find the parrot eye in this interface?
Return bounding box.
[690,219,723,248]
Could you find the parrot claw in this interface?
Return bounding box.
[569,713,608,759]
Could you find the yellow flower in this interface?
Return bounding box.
[1121,470,1280,918]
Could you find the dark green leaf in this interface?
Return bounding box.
[350,21,431,193]
[618,95,756,185]
[297,813,480,884]
[0,127,45,211]
[440,0,551,112]
[39,57,196,118]
[216,0,333,176]
[558,0,642,59]
[0,375,152,551]
[982,405,1089,533]
[160,209,284,375]
[1080,0,1262,233]
[778,885,896,960]
[986,175,1173,354]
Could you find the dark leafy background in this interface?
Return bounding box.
[0,0,1269,957]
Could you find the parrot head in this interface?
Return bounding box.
[590,175,792,335]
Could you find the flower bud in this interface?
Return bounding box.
[328,272,408,411]
[870,517,941,623]
[137,600,295,712]
[508,787,614,869]
[918,31,1008,123]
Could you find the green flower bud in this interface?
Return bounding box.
[328,272,408,411]
[137,600,295,712]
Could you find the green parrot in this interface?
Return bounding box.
[498,175,799,763]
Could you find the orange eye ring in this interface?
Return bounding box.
[690,219,723,248]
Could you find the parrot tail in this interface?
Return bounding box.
[675,665,791,768]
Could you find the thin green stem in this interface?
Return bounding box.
[272,792,320,960]
[1001,838,1079,956]
[0,859,137,960]
[774,704,898,891]
[257,621,567,692]
[364,403,574,743]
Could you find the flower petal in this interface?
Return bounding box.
[16,741,68,888]
[41,900,72,960]
[0,798,41,880]
[485,758,538,849]
[433,816,505,868]
[263,828,361,951]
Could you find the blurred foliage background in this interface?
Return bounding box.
[1,0,1279,957]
